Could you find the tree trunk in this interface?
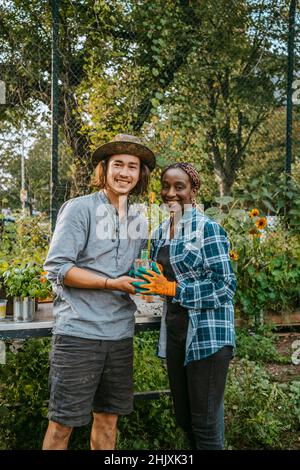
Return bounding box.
[62,91,93,197]
[70,158,93,198]
[219,177,233,197]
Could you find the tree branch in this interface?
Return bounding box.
[132,41,193,131]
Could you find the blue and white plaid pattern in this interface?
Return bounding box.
[151,208,236,365]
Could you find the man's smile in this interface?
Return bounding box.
[115,179,131,185]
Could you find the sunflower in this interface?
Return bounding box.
[249,208,259,218]
[255,217,267,230]
[229,250,239,261]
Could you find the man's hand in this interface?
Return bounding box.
[108,276,136,294]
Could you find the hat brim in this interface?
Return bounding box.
[92,141,156,171]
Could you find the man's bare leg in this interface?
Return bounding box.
[90,412,118,450]
[42,420,73,450]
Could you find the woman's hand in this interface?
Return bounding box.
[132,262,177,297]
[108,276,136,294]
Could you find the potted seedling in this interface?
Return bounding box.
[1,263,51,322]
[133,192,157,303]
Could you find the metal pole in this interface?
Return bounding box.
[285,0,296,175]
[51,0,60,233]
[21,126,25,211]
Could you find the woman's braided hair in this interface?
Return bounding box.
[161,162,201,191]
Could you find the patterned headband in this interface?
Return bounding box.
[162,162,201,190]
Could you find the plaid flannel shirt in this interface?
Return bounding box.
[151,208,236,365]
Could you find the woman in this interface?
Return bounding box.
[133,162,236,450]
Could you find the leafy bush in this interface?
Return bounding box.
[0,333,186,450]
[118,397,187,450]
[133,331,168,391]
[118,331,187,450]
[206,199,300,324]
[236,326,290,364]
[0,213,50,267]
[1,264,51,299]
[225,359,299,449]
[0,213,52,302]
[0,338,51,450]
[234,172,300,234]
[0,333,299,450]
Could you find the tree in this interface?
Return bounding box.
[81,0,296,195]
[0,0,95,195]
[0,120,71,213]
[1,0,298,198]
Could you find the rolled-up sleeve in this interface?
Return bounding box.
[44,199,88,287]
[173,221,236,310]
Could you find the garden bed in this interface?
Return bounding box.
[265,311,300,327]
[264,332,300,383]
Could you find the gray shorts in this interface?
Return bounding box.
[48,334,134,427]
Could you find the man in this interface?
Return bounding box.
[42,134,155,450]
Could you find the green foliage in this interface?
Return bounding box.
[2,0,293,197]
[119,331,187,450]
[234,172,300,233]
[236,326,290,364]
[285,381,300,426]
[206,198,300,323]
[118,397,187,450]
[122,332,187,450]
[0,333,185,450]
[0,333,299,450]
[1,263,51,299]
[0,120,73,213]
[0,338,51,450]
[133,331,168,391]
[0,216,17,256]
[0,213,50,265]
[0,214,52,299]
[225,359,300,449]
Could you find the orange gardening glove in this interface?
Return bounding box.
[132,261,177,297]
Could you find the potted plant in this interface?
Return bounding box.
[37,270,53,303]
[1,263,52,322]
[0,259,13,316]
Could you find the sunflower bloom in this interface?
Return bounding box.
[255,217,267,230]
[249,208,259,218]
[229,250,239,261]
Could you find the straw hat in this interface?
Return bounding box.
[92,134,156,171]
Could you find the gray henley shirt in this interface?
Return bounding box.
[44,191,147,340]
